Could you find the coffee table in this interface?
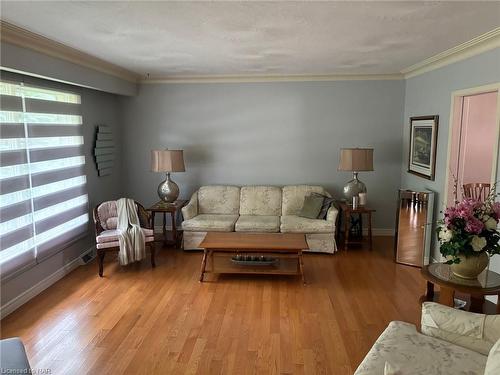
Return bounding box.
[199,232,308,284]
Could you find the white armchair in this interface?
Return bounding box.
[355,302,500,374]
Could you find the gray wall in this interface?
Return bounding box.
[401,48,500,263]
[120,80,405,229]
[1,83,124,307]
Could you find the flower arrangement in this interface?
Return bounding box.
[437,190,500,264]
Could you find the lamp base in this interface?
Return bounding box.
[343,172,367,201]
[157,173,179,203]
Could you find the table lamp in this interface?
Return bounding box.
[338,148,374,201]
[151,149,185,203]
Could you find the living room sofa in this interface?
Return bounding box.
[181,185,339,253]
[354,302,500,374]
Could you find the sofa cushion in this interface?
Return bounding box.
[280,215,334,233]
[354,321,487,375]
[282,185,328,215]
[97,201,118,229]
[97,200,142,229]
[239,186,282,216]
[96,236,155,249]
[96,228,154,243]
[421,301,500,355]
[235,215,280,233]
[182,214,238,232]
[198,186,240,215]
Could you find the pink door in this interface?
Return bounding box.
[448,91,498,205]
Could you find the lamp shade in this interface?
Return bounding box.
[338,148,374,172]
[151,150,185,172]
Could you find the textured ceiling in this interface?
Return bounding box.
[1,1,499,78]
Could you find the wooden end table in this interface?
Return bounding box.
[421,263,500,313]
[338,202,375,251]
[199,232,308,284]
[147,200,187,247]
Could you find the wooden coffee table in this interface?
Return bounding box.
[199,232,308,284]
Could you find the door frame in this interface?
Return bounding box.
[444,82,500,206]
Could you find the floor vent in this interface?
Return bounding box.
[81,248,96,264]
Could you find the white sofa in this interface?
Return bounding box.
[181,185,339,253]
[355,302,500,374]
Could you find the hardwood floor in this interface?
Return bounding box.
[1,237,425,374]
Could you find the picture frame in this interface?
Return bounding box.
[408,115,439,180]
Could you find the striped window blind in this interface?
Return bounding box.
[0,79,89,278]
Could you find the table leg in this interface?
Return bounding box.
[470,295,485,313]
[497,293,500,314]
[151,212,156,233]
[171,211,177,246]
[344,212,349,251]
[298,250,306,285]
[368,212,373,251]
[439,287,455,307]
[163,213,167,246]
[425,281,435,301]
[199,249,208,282]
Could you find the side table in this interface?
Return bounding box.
[338,202,375,251]
[421,263,500,313]
[148,200,187,247]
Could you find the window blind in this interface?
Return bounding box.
[0,80,89,278]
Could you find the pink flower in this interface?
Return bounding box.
[465,216,484,234]
[444,207,458,227]
[455,198,480,219]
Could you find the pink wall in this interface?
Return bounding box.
[447,91,498,206]
[459,91,498,185]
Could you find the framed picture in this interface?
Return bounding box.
[408,115,439,180]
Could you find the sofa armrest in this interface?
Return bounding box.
[421,302,500,355]
[182,192,198,220]
[326,205,339,224]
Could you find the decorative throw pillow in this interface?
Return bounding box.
[311,192,336,220]
[485,338,500,375]
[299,194,324,219]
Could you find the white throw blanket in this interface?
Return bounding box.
[116,198,145,265]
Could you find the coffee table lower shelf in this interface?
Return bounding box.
[200,250,305,283]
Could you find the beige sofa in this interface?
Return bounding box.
[181,185,339,253]
[355,302,500,374]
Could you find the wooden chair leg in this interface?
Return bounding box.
[150,243,156,268]
[98,249,105,277]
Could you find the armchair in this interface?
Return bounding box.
[93,200,156,277]
[355,302,500,374]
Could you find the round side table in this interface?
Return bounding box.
[421,263,500,313]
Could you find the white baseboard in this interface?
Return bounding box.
[0,246,94,319]
[363,228,394,236]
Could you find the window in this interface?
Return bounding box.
[0,79,89,278]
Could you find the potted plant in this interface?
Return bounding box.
[437,190,500,279]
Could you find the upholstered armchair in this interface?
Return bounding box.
[93,200,156,277]
[355,302,500,374]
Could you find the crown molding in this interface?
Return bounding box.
[141,73,403,84]
[402,27,500,79]
[1,19,497,85]
[0,20,140,83]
